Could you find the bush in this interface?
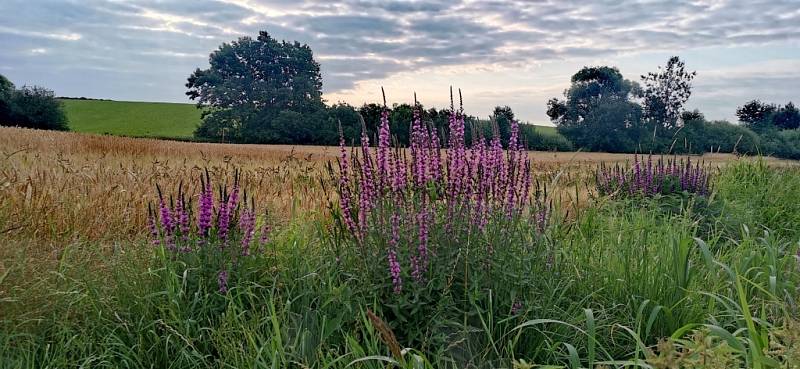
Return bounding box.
[0,75,68,131]
[671,118,760,155]
[757,129,800,159]
[522,125,574,151]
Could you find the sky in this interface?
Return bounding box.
[0,0,798,124]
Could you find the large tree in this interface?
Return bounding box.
[187,31,324,142]
[641,56,696,131]
[546,66,644,152]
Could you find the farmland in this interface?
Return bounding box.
[2,125,799,368]
[61,99,202,139]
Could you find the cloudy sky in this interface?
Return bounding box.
[1,0,798,124]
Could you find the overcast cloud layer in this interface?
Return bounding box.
[1,0,798,123]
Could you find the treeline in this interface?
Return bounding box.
[187,31,570,150]
[546,57,800,158]
[0,74,68,131]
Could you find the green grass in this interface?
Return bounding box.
[61,99,201,138]
[532,124,558,136]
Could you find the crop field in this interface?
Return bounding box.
[61,99,202,138]
[2,125,800,368]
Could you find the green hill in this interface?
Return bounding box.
[61,98,559,142]
[61,99,201,139]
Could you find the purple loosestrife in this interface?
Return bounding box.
[388,213,402,293]
[158,196,176,251]
[217,190,231,244]
[337,127,359,240]
[217,269,229,294]
[413,205,430,282]
[259,223,271,247]
[596,155,712,198]
[198,175,213,238]
[358,127,376,234]
[239,207,256,256]
[429,123,442,182]
[410,103,430,187]
[333,91,552,295]
[377,108,391,191]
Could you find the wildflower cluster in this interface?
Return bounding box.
[597,155,711,197]
[148,170,271,293]
[335,93,549,295]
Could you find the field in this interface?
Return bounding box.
[60,99,560,142]
[61,99,202,138]
[2,126,800,368]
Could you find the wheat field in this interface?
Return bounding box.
[1,126,795,244]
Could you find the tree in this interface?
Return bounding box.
[0,74,14,123]
[641,56,696,131]
[773,102,800,130]
[0,74,68,131]
[187,31,324,142]
[492,106,515,144]
[547,66,644,151]
[736,100,777,131]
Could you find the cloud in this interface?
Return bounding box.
[0,0,797,121]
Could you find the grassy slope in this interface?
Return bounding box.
[62,98,558,141]
[62,99,201,138]
[533,124,557,136]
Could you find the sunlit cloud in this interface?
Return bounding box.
[0,0,797,122]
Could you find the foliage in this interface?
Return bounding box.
[547,66,646,152]
[737,100,800,132]
[0,74,68,131]
[187,31,325,142]
[671,111,761,155]
[641,56,696,131]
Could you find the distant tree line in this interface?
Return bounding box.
[0,74,68,131]
[187,32,571,151]
[546,57,800,158]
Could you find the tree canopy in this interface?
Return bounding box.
[547,66,644,152]
[736,100,799,132]
[0,74,68,131]
[187,31,324,143]
[547,58,698,153]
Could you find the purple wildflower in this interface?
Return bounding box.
[388,213,402,293]
[217,269,229,294]
[511,300,524,315]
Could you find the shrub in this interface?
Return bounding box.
[672,118,760,155]
[0,77,68,131]
[522,125,574,151]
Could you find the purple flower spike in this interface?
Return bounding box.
[217,269,229,294]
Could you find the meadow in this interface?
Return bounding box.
[61,99,202,139]
[1,124,799,368]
